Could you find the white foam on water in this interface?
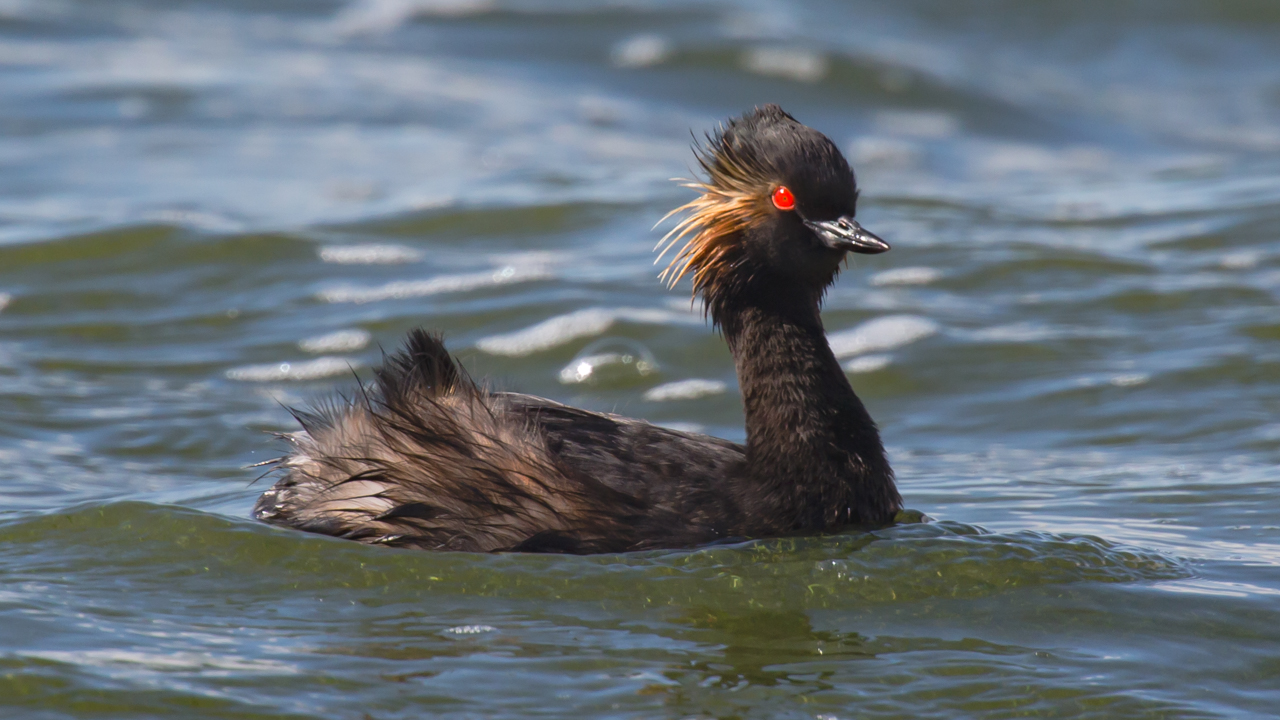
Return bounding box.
[445,624,495,635]
[298,329,371,354]
[226,357,355,382]
[477,307,698,357]
[870,266,942,286]
[967,323,1056,343]
[319,265,550,304]
[482,309,616,357]
[1069,372,1151,389]
[1221,251,1261,270]
[334,0,495,35]
[827,315,939,358]
[612,34,671,68]
[843,354,893,373]
[742,47,827,83]
[319,244,422,264]
[1110,373,1150,387]
[0,292,10,312]
[26,649,297,674]
[643,379,727,402]
[143,209,245,233]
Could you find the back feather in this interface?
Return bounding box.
[253,330,645,552]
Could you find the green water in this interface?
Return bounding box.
[2,1,1280,718]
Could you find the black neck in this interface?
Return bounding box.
[715,280,900,531]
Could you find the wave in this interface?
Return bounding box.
[0,502,1185,614]
[827,315,939,358]
[476,307,700,356]
[319,265,551,304]
[225,357,356,382]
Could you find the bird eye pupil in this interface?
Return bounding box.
[771,186,796,211]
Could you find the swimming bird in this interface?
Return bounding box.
[253,104,901,553]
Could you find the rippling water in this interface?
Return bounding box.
[2,1,1279,717]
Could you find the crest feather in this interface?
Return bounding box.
[655,130,773,293]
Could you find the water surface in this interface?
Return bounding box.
[2,1,1279,717]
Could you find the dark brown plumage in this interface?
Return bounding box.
[253,104,902,553]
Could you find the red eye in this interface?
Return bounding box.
[771,185,796,211]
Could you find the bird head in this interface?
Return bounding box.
[657,105,888,317]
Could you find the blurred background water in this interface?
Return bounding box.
[1,0,1279,718]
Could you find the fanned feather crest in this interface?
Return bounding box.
[655,128,774,294]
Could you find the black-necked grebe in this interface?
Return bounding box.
[253,105,901,553]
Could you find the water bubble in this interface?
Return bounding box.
[558,338,658,386]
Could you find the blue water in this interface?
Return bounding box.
[1,1,1279,717]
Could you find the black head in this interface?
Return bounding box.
[658,105,888,313]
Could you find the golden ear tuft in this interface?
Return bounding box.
[654,137,771,293]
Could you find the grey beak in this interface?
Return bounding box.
[805,216,890,255]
